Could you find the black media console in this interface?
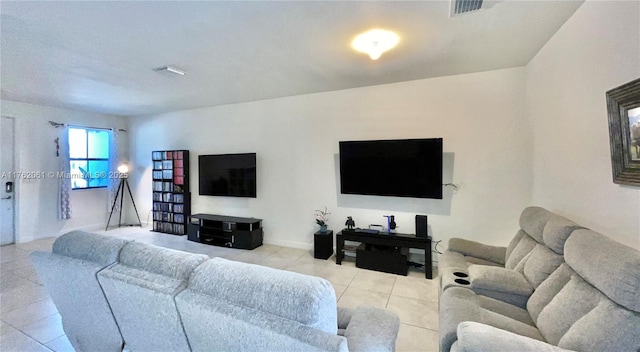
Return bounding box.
[187,214,263,250]
[336,230,433,279]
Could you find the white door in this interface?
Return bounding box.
[1,116,15,245]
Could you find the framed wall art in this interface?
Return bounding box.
[606,78,640,186]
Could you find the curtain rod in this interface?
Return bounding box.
[48,121,127,132]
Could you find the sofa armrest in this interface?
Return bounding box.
[452,322,575,352]
[343,306,400,352]
[468,266,533,296]
[337,307,353,330]
[439,251,470,271]
[448,239,506,265]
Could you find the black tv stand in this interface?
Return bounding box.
[187,214,263,250]
[336,229,433,279]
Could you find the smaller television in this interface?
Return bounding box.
[199,153,256,198]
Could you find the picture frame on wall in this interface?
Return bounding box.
[606,78,640,186]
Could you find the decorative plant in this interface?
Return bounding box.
[315,207,331,228]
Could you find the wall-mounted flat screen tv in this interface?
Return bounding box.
[199,153,256,198]
[339,138,443,199]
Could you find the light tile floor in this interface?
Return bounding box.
[1,226,439,352]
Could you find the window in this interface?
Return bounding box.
[68,127,110,189]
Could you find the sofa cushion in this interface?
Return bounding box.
[176,289,348,352]
[439,287,544,352]
[52,230,129,266]
[512,250,532,275]
[97,241,208,352]
[104,264,185,294]
[187,258,337,334]
[519,206,553,244]
[476,295,535,326]
[118,241,207,280]
[452,322,573,352]
[564,229,640,312]
[505,229,526,263]
[505,230,538,270]
[536,274,605,345]
[557,299,640,351]
[542,215,582,255]
[522,245,564,288]
[527,263,574,323]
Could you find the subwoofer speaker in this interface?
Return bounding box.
[415,215,428,238]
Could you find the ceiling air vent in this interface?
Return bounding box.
[450,0,483,17]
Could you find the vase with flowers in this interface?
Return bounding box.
[315,206,331,233]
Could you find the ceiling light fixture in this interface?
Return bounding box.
[153,65,186,76]
[351,29,400,60]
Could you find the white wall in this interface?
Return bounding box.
[129,67,532,253]
[526,0,640,249]
[1,100,128,243]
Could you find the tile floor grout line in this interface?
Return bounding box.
[2,325,57,352]
[20,323,66,347]
[401,322,439,332]
[0,295,51,316]
[5,310,60,331]
[386,276,400,308]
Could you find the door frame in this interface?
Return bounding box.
[1,116,17,245]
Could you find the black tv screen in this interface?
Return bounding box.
[199,153,257,197]
[339,138,443,199]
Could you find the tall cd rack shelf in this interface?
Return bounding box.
[152,150,190,235]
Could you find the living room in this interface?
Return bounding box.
[1,1,639,351]
[3,0,638,249]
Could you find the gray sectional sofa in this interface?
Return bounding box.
[31,231,400,352]
[438,207,640,351]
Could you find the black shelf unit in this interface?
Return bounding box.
[152,150,190,235]
[187,214,262,250]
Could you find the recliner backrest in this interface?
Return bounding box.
[532,229,640,351]
[176,258,347,352]
[520,214,582,288]
[97,241,208,352]
[564,229,640,312]
[30,231,130,352]
[505,231,538,270]
[184,258,337,333]
[504,207,554,270]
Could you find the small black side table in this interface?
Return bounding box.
[314,230,333,260]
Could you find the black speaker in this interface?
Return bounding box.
[415,215,428,238]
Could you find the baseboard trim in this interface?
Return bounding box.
[263,238,312,250]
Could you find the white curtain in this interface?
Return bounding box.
[58,126,72,220]
[107,129,120,211]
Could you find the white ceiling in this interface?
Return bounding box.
[1,1,583,116]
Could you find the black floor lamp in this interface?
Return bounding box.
[106,164,142,231]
